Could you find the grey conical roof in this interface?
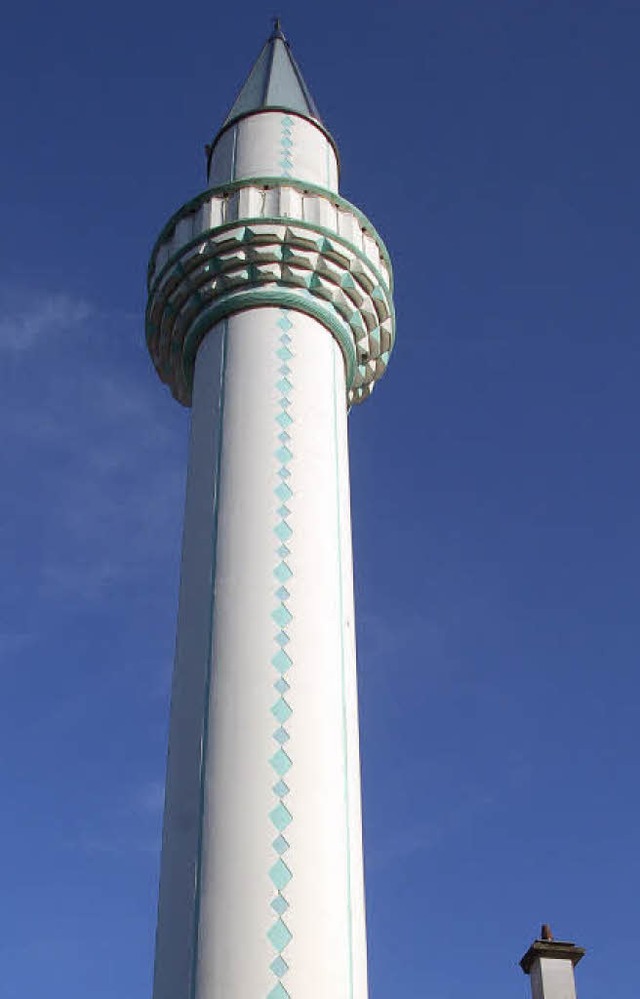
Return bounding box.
[222,23,323,129]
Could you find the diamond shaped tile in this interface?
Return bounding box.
[271,698,292,724]
[267,919,293,953]
[271,892,289,915]
[274,677,290,695]
[274,561,292,582]
[273,726,290,745]
[277,346,293,361]
[276,377,293,395]
[267,980,290,999]
[276,544,290,557]
[275,586,290,601]
[275,446,293,464]
[270,748,292,776]
[270,801,293,831]
[276,410,293,429]
[274,521,292,542]
[277,315,293,331]
[268,858,292,890]
[270,954,289,977]
[273,834,289,855]
[275,631,290,647]
[271,649,292,673]
[273,779,289,797]
[275,481,292,501]
[271,603,292,628]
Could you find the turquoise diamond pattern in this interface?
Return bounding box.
[268,309,294,996]
[271,698,292,723]
[268,980,291,999]
[279,115,294,178]
[270,955,289,977]
[271,893,289,916]
[270,747,292,776]
[268,918,293,951]
[272,603,293,628]
[271,649,292,673]
[273,834,289,855]
[269,857,293,890]
[270,800,292,832]
[276,411,293,429]
[275,481,292,501]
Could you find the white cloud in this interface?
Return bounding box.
[1,288,189,604]
[0,292,92,351]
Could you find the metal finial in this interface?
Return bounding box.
[272,16,284,38]
[541,924,553,941]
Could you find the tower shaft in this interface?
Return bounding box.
[154,308,368,997]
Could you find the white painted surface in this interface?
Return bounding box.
[152,329,226,999]
[153,308,368,998]
[208,111,339,191]
[530,958,579,999]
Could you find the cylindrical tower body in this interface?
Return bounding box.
[146,26,395,999]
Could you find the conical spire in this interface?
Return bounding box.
[222,20,322,129]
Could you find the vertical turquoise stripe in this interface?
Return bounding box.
[189,321,228,999]
[332,347,354,998]
[279,115,294,179]
[267,308,295,999]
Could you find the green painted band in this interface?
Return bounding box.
[147,176,393,291]
[180,290,357,397]
[148,214,395,338]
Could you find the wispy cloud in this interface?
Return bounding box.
[1,286,188,603]
[0,292,92,352]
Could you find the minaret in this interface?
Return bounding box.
[146,22,395,999]
[520,925,586,999]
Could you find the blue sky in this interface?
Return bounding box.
[1,2,639,997]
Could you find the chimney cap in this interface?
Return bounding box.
[520,929,585,975]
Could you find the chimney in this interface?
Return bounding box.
[520,925,585,999]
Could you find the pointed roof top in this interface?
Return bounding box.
[222,21,323,130]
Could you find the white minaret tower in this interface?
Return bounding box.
[146,22,395,999]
